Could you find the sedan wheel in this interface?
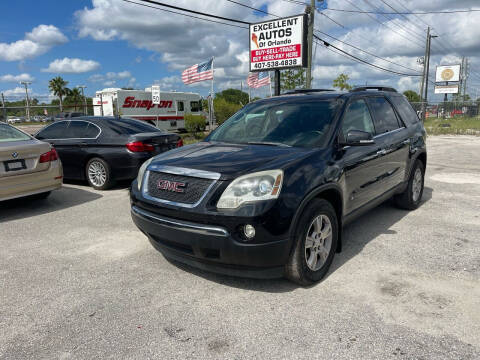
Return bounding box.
[86,157,114,190]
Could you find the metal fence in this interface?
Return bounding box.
[410,101,480,119]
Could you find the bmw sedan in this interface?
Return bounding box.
[35,117,183,190]
[0,123,62,201]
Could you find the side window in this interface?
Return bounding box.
[177,101,184,112]
[367,97,400,134]
[190,101,200,112]
[341,99,375,136]
[84,123,101,138]
[66,121,89,138]
[390,96,419,125]
[36,121,69,140]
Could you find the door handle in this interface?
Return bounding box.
[376,149,387,156]
[402,139,411,145]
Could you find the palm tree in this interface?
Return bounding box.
[65,88,83,111]
[48,77,70,112]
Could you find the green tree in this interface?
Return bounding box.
[64,88,83,110]
[215,89,249,105]
[403,90,421,103]
[48,76,70,112]
[332,74,352,91]
[184,113,206,138]
[281,69,306,91]
[214,97,242,125]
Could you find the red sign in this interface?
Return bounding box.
[122,96,172,111]
[251,44,301,63]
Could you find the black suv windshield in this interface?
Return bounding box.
[208,99,340,147]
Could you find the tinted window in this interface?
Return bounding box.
[177,101,184,111]
[341,99,375,136]
[0,124,31,142]
[190,101,200,112]
[36,122,69,139]
[390,96,419,125]
[85,123,100,138]
[208,100,340,147]
[107,118,162,135]
[66,121,89,138]
[70,112,84,118]
[367,97,400,134]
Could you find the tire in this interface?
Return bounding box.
[285,199,338,286]
[86,157,114,190]
[394,159,425,210]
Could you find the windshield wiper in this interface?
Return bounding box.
[247,141,291,147]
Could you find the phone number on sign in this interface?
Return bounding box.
[252,59,298,69]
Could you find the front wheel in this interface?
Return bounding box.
[86,158,114,190]
[285,199,338,286]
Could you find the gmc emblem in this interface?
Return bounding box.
[157,179,186,193]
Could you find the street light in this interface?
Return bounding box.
[20,81,32,122]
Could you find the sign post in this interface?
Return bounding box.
[249,14,307,96]
[151,85,161,127]
[434,65,461,120]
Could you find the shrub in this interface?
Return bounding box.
[214,98,242,125]
[184,113,206,137]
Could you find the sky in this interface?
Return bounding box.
[1,0,480,103]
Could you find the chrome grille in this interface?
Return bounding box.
[146,171,214,205]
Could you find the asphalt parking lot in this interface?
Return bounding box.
[1,136,479,359]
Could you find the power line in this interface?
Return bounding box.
[325,7,480,15]
[313,34,421,77]
[134,0,250,25]
[224,0,271,16]
[314,30,421,74]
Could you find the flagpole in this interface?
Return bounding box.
[269,72,273,97]
[210,57,215,131]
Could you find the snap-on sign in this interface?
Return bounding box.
[122,96,173,110]
[249,14,307,72]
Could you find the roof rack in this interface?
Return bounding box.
[284,89,336,94]
[350,86,397,93]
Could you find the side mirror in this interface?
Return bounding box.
[341,130,374,146]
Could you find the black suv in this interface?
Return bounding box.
[130,86,426,285]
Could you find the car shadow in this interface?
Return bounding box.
[63,179,133,190]
[0,185,103,223]
[161,187,433,293]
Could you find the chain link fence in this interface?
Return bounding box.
[410,101,480,119]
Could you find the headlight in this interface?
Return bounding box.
[217,170,283,209]
[137,158,154,190]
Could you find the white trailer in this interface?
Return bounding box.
[93,88,204,131]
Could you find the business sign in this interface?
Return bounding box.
[435,65,461,83]
[249,14,307,72]
[151,85,160,105]
[93,96,114,116]
[434,84,459,94]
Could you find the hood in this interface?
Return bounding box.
[149,141,317,179]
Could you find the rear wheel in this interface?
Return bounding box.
[86,158,114,190]
[394,160,425,210]
[285,199,338,286]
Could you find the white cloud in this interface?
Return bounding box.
[0,73,35,82]
[42,58,100,73]
[2,87,25,96]
[0,25,67,61]
[88,70,134,87]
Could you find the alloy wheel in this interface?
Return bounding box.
[88,161,107,187]
[304,214,333,271]
[412,168,423,202]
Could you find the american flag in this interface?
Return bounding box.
[182,58,214,85]
[247,71,271,88]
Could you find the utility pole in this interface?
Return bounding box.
[419,27,430,110]
[305,0,315,89]
[20,81,32,122]
[77,85,87,115]
[463,58,469,100]
[1,93,6,123]
[421,29,437,122]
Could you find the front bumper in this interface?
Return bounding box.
[131,205,290,279]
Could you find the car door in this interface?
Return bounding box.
[367,96,410,192]
[339,98,387,214]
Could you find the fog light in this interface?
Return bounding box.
[243,224,256,239]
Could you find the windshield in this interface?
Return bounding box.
[0,123,31,142]
[207,99,340,147]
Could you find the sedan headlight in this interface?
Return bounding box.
[217,170,283,209]
[137,158,154,190]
